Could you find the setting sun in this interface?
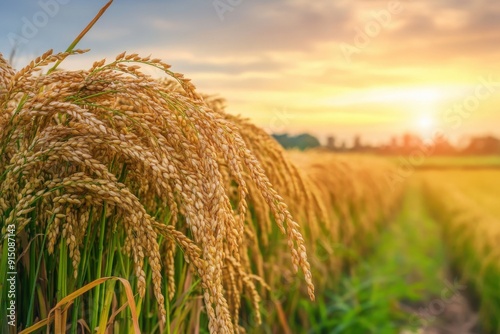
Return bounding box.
[417,114,436,131]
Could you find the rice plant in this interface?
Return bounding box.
[0,50,315,333]
[423,171,500,333]
[0,45,403,333]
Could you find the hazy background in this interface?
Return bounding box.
[2,0,500,146]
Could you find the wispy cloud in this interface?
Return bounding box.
[1,0,499,143]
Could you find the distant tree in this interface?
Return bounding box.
[390,136,398,149]
[432,135,456,155]
[326,136,335,150]
[353,135,362,150]
[463,136,500,154]
[272,133,320,150]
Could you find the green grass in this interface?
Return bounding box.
[301,179,451,333]
[422,170,500,333]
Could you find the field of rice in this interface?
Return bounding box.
[1,51,500,334]
[0,51,405,334]
[3,0,500,332]
[422,170,500,333]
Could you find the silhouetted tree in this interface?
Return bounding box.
[272,133,320,150]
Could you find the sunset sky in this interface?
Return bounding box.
[1,0,500,145]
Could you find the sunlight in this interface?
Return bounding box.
[323,86,450,107]
[417,115,435,130]
[415,114,438,142]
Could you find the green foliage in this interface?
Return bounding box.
[272,133,321,150]
[423,170,500,333]
[297,181,451,333]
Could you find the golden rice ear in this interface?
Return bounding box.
[1,47,404,333]
[0,50,318,333]
[0,53,15,93]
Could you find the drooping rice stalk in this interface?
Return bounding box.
[0,50,314,333]
[0,48,403,333]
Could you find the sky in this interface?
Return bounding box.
[1,0,500,145]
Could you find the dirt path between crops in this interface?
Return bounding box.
[397,179,482,334]
[400,287,481,334]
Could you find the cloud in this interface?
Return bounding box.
[1,0,500,142]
